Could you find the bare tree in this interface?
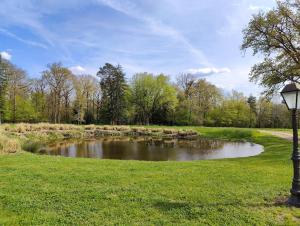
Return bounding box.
[74,75,98,124]
[42,63,72,123]
[176,73,196,124]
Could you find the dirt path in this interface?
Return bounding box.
[258,130,293,141]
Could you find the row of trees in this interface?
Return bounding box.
[0,56,292,127]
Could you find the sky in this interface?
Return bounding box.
[0,0,277,96]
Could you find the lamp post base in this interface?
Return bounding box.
[288,195,300,207]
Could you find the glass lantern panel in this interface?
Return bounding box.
[297,91,300,110]
[282,91,297,109]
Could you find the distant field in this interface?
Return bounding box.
[0,125,300,225]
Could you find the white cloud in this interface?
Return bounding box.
[248,5,260,11]
[205,66,263,97]
[0,51,12,60]
[187,67,231,76]
[248,4,271,11]
[69,65,86,74]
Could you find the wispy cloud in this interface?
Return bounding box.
[0,1,55,46]
[96,0,210,66]
[0,51,12,60]
[0,28,48,49]
[187,67,231,76]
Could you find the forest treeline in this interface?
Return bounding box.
[0,57,291,128]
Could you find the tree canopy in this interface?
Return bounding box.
[97,63,127,124]
[0,59,292,128]
[242,0,300,95]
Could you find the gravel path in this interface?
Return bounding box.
[258,130,293,141]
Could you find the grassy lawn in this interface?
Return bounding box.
[0,127,300,225]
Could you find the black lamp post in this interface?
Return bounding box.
[281,83,300,206]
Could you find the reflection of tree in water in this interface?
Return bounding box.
[137,137,225,153]
[177,139,225,153]
[39,136,234,160]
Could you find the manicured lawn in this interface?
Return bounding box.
[0,127,300,225]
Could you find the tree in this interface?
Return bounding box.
[73,75,98,124]
[257,97,273,128]
[97,63,127,124]
[176,73,196,124]
[175,77,221,126]
[191,79,221,125]
[209,91,251,127]
[7,64,29,122]
[30,78,47,121]
[42,63,73,123]
[13,95,37,122]
[61,76,74,123]
[247,95,257,127]
[0,55,8,124]
[242,0,300,96]
[130,73,177,125]
[271,103,290,128]
[151,75,178,125]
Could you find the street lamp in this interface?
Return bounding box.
[281,83,300,206]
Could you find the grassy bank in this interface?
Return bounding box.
[0,123,198,154]
[0,125,299,225]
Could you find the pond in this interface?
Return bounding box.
[27,136,263,161]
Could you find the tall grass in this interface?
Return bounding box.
[0,135,21,154]
[1,123,197,136]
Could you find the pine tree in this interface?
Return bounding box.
[0,55,8,124]
[97,63,127,124]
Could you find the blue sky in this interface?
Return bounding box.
[0,0,276,96]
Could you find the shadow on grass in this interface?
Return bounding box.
[154,197,289,213]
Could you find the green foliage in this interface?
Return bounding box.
[247,95,257,128]
[208,91,252,127]
[174,77,221,126]
[242,0,300,95]
[0,56,8,123]
[5,95,38,123]
[83,110,94,124]
[130,73,177,125]
[97,63,127,124]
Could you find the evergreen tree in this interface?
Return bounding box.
[97,63,127,124]
[247,95,257,127]
[0,55,8,124]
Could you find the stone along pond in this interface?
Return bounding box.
[27,136,263,161]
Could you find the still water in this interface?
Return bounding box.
[30,137,264,161]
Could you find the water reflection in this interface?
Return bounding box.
[33,137,263,161]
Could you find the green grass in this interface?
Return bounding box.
[0,127,300,225]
